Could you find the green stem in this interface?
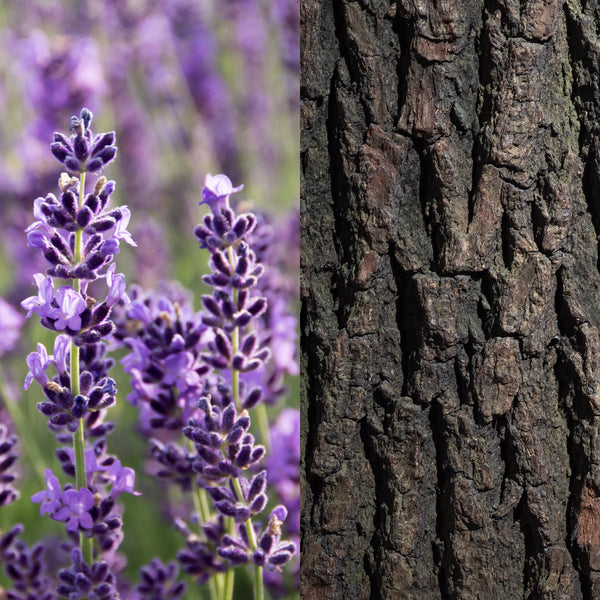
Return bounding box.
[72,171,93,567]
[223,568,235,600]
[232,478,263,600]
[255,402,270,452]
[227,246,240,411]
[227,240,264,599]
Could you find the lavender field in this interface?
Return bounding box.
[0,2,299,599]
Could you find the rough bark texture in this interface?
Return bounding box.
[301,1,600,598]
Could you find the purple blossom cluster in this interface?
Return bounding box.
[111,173,298,594]
[3,105,298,599]
[0,524,54,600]
[17,109,142,595]
[179,174,297,584]
[0,525,188,600]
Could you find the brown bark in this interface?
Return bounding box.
[301,0,600,598]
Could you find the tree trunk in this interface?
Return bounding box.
[300,1,600,598]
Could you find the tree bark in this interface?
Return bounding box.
[301,1,600,598]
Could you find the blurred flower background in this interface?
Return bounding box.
[0,0,299,598]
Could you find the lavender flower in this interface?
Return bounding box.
[252,506,297,570]
[53,488,95,531]
[105,459,141,499]
[22,108,138,578]
[107,171,298,595]
[21,274,57,319]
[25,175,136,283]
[218,506,296,570]
[136,559,187,600]
[111,284,209,490]
[57,549,118,600]
[31,468,62,516]
[183,395,265,484]
[52,287,87,330]
[0,524,54,600]
[51,108,117,174]
[175,173,297,591]
[174,516,228,584]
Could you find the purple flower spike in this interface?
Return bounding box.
[31,468,62,516]
[53,488,95,531]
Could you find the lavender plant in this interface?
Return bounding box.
[20,109,139,587]
[3,108,298,600]
[113,174,297,599]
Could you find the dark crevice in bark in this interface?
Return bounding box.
[476,1,497,165]
[300,295,327,527]
[494,414,522,516]
[500,209,514,270]
[429,399,452,598]
[555,266,575,339]
[564,5,598,142]
[507,419,553,597]
[454,344,471,406]
[331,0,376,131]
[359,410,388,600]
[581,153,600,274]
[325,68,356,334]
[326,68,354,271]
[514,491,540,598]
[389,245,420,398]
[558,351,592,599]
[478,270,496,338]
[331,0,360,90]
[394,15,416,132]
[531,197,548,257]
[416,143,438,270]
[468,11,488,226]
[555,270,593,597]
[330,268,353,331]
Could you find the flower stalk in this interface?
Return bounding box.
[72,169,93,567]
[22,108,139,595]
